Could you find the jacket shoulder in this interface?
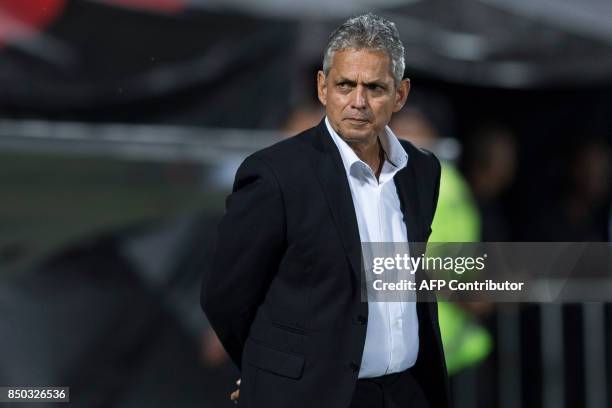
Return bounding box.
[399,139,441,175]
[247,125,318,169]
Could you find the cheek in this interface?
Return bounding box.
[332,93,348,105]
[372,101,394,118]
[330,96,350,113]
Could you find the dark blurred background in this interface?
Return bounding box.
[0,0,610,407]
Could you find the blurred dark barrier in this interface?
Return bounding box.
[0,123,279,407]
[0,120,281,272]
[0,0,296,127]
[451,303,611,408]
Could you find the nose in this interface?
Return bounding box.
[351,86,367,109]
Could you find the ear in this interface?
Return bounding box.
[392,79,410,112]
[317,70,327,107]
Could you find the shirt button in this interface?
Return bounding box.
[349,362,360,373]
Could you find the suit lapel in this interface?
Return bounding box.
[394,161,425,245]
[394,158,431,303]
[310,120,363,283]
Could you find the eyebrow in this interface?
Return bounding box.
[336,77,387,88]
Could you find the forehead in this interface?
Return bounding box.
[329,49,394,82]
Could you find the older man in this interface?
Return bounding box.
[201,13,449,408]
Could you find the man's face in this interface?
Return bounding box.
[317,49,410,146]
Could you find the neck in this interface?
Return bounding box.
[349,136,384,179]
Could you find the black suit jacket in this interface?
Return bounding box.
[201,119,449,408]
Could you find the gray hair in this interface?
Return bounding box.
[322,13,405,86]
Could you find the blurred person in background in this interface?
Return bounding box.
[283,64,325,135]
[528,139,610,242]
[201,13,449,408]
[462,124,518,242]
[390,101,482,244]
[283,101,324,135]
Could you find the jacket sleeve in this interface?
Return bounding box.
[419,149,442,238]
[201,154,286,369]
[430,154,442,224]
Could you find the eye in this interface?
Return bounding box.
[337,82,351,90]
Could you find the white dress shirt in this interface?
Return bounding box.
[325,117,419,378]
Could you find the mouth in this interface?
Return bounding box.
[344,117,370,124]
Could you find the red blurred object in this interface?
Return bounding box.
[0,0,185,48]
[0,0,66,46]
[101,0,186,13]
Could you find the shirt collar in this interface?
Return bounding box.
[324,116,408,177]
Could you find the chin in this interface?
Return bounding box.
[343,129,374,143]
[340,127,375,143]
